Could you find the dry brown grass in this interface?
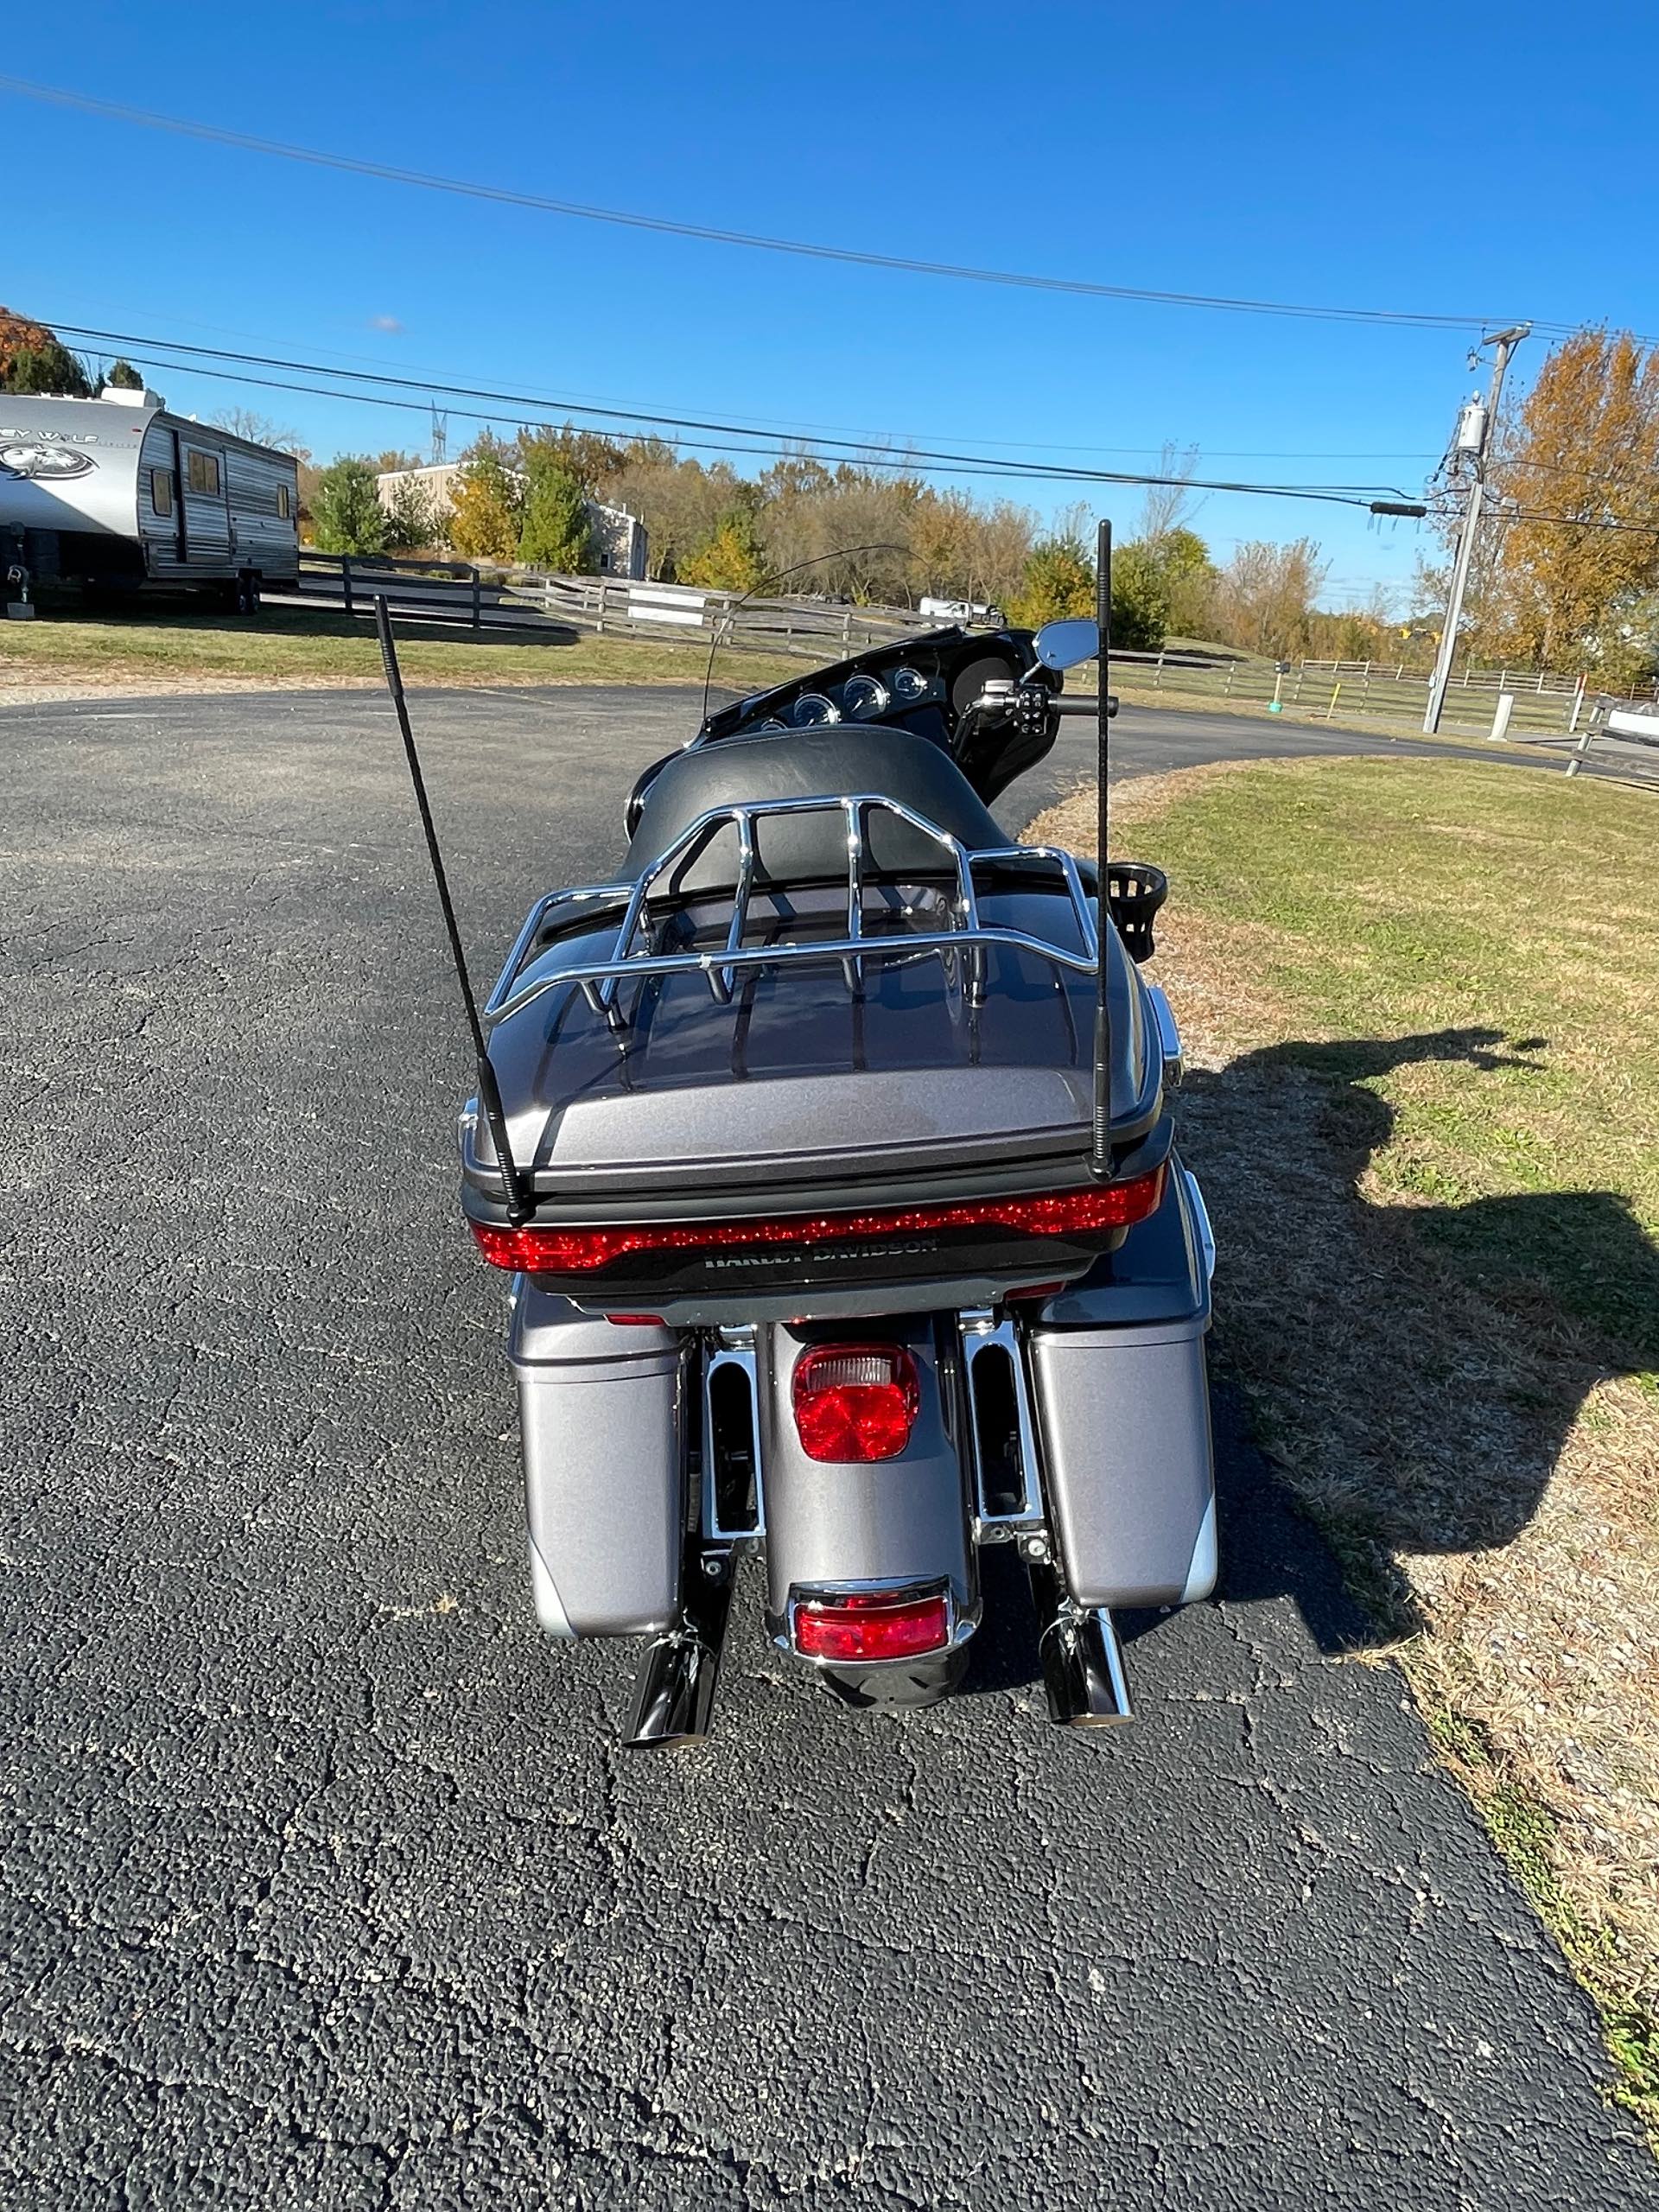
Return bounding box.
[1033,759,1659,2120]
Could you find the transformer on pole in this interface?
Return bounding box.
[1422,326,1529,735]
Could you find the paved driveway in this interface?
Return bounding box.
[1,686,1650,2209]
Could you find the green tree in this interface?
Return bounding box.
[2,337,92,396]
[678,510,767,592]
[1146,525,1214,636]
[518,423,627,495]
[384,474,440,554]
[1007,535,1096,627]
[102,358,144,391]
[518,456,594,571]
[311,458,389,556]
[446,434,524,562]
[1109,542,1171,652]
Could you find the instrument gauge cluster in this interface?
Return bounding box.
[728,653,950,741]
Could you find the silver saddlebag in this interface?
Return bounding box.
[1029,1165,1217,1609]
[508,1285,684,1638]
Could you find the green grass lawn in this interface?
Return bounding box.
[0,603,798,694]
[1033,756,1659,2132]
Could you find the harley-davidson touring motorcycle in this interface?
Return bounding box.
[379,522,1216,1747]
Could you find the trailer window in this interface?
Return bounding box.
[150,468,175,517]
[186,450,221,496]
[276,484,291,520]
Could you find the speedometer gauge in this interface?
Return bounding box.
[840,674,891,720]
[889,665,929,702]
[791,692,842,728]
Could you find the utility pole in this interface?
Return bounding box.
[1422,324,1529,734]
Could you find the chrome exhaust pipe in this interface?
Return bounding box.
[1027,1560,1133,1727]
[623,1549,733,1751]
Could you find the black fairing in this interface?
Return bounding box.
[664,625,1063,815]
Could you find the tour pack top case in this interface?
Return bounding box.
[457,732,1173,1318]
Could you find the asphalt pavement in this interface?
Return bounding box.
[2,683,1651,2209]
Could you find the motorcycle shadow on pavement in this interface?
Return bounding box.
[968,1023,1659,1691]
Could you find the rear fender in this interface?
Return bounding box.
[757,1318,977,1646]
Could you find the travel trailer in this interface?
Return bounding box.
[0,387,299,611]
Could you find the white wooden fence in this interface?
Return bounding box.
[289,551,944,657]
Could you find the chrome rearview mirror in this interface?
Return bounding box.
[1031,617,1099,671]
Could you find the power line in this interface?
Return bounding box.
[0,73,1567,340]
[48,320,1411,508]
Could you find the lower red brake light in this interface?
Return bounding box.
[791,1344,919,1462]
[469,1167,1166,1274]
[793,1587,951,1662]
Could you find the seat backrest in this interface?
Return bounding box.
[624,727,1005,890]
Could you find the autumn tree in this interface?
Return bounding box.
[446,434,524,562]
[752,459,921,605]
[1007,535,1096,627]
[311,458,388,556]
[1476,329,1659,678]
[0,308,91,395]
[604,440,747,578]
[908,489,1033,612]
[518,454,594,572]
[1206,538,1329,658]
[678,510,767,593]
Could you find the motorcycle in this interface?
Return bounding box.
[379,521,1216,1747]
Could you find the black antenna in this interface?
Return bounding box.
[1091,519,1113,1181]
[374,597,531,1227]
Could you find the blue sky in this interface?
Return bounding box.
[5,0,1652,609]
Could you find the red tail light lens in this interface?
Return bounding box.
[791,1344,919,1462]
[469,1167,1166,1274]
[793,1587,951,1662]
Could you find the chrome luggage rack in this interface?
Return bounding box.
[482,793,1101,1033]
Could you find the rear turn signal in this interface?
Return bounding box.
[791,1344,919,1463]
[793,1587,951,1663]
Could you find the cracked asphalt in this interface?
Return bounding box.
[2,683,1651,2209]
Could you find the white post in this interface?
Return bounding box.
[1567,672,1586,733]
[1490,692,1515,742]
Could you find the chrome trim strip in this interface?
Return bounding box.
[778,1575,976,1666]
[1147,983,1184,1088]
[1183,1167,1217,1286]
[701,1328,766,1545]
[959,1309,1046,1541]
[1094,1608,1134,1719]
[1179,1495,1218,1605]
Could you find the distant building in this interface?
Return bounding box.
[374,461,648,578]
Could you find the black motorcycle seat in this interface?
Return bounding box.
[625,727,1006,890]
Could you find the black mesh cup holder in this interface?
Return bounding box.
[1105,861,1168,963]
